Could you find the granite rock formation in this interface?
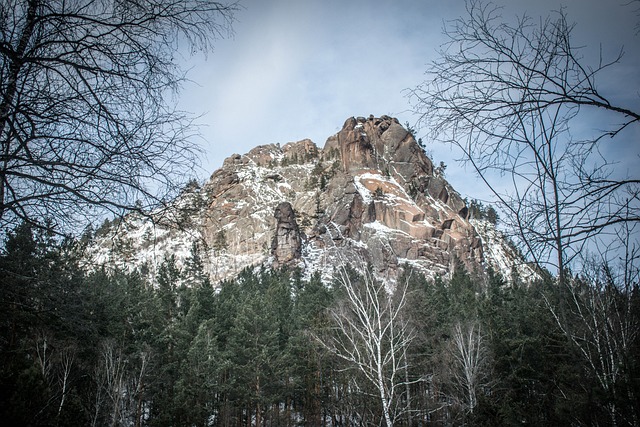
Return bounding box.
[271,202,303,268]
[89,115,536,285]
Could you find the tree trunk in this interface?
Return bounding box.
[0,0,39,222]
[255,374,261,427]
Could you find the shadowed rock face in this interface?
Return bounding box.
[271,202,302,268]
[92,115,534,285]
[325,115,432,177]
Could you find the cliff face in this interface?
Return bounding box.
[271,202,302,268]
[89,115,534,285]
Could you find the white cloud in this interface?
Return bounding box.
[177,0,639,202]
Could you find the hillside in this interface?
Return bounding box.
[88,115,536,284]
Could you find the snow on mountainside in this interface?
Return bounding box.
[86,115,538,285]
[470,219,540,283]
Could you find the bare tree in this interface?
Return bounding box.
[320,268,415,427]
[55,343,77,420]
[448,321,489,415]
[546,222,640,426]
[409,0,639,283]
[410,6,639,421]
[128,348,151,427]
[32,333,78,422]
[93,340,127,427]
[0,0,237,233]
[34,330,52,380]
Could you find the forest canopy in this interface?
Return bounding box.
[1,224,638,426]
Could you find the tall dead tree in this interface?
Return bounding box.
[0,0,237,233]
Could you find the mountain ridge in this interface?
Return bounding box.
[88,115,537,285]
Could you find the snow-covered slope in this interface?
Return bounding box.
[87,115,538,285]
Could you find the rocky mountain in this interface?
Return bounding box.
[88,115,537,285]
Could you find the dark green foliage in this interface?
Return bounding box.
[1,224,103,426]
[467,198,499,224]
[408,181,419,200]
[213,229,228,253]
[1,223,638,426]
[477,273,582,425]
[405,121,417,137]
[319,174,327,191]
[401,263,640,426]
[308,162,329,191]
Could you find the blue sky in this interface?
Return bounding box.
[178,0,639,201]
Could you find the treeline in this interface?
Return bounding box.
[465,199,498,224]
[1,224,639,426]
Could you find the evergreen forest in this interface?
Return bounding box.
[1,223,638,426]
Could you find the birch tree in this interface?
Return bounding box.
[92,341,126,427]
[55,343,77,420]
[322,268,415,427]
[448,321,489,415]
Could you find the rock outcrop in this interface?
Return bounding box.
[271,202,302,268]
[88,115,537,285]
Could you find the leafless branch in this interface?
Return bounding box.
[409,0,639,281]
[0,0,238,234]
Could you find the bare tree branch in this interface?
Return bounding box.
[0,0,238,234]
[409,0,639,281]
[318,267,416,427]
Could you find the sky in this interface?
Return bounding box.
[177,0,640,201]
